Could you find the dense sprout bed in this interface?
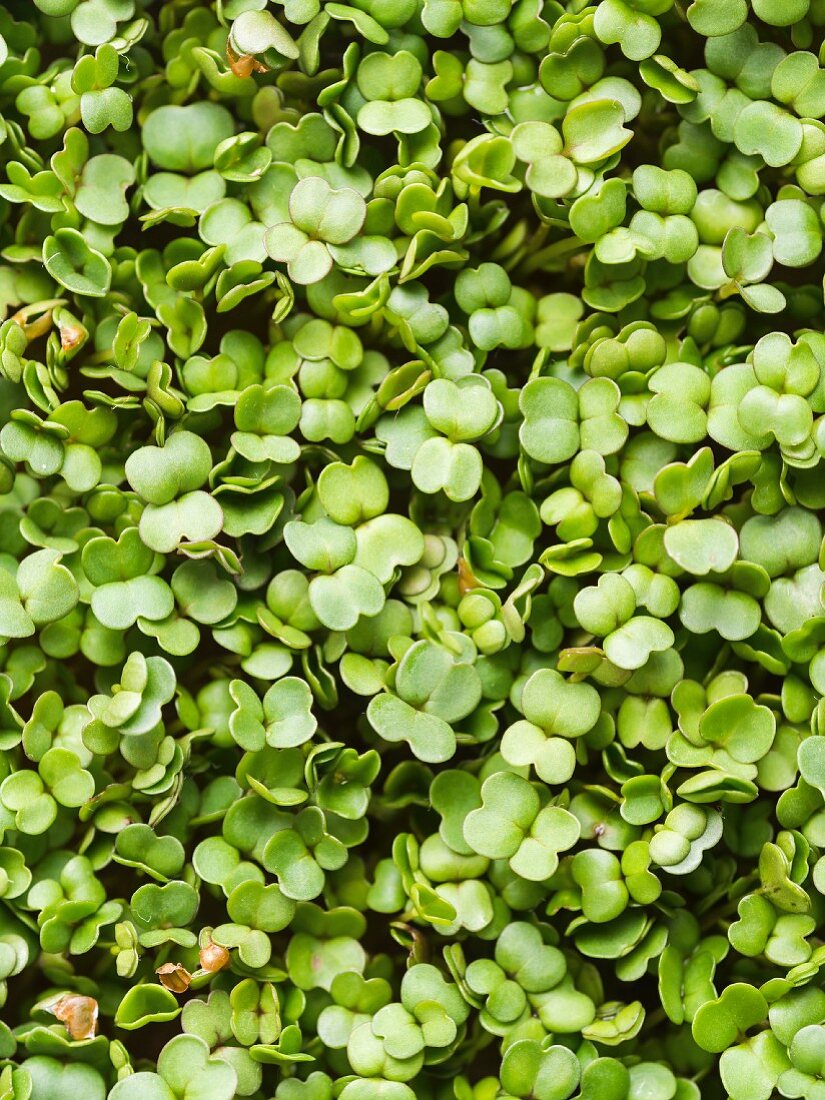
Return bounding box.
[6,1,825,1099]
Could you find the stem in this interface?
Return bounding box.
[518,236,586,276]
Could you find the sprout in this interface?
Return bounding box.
[3,1,825,1097]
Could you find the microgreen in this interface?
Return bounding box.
[2,0,825,1096]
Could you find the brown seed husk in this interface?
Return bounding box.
[155,962,193,994]
[53,994,98,1040]
[199,941,231,973]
